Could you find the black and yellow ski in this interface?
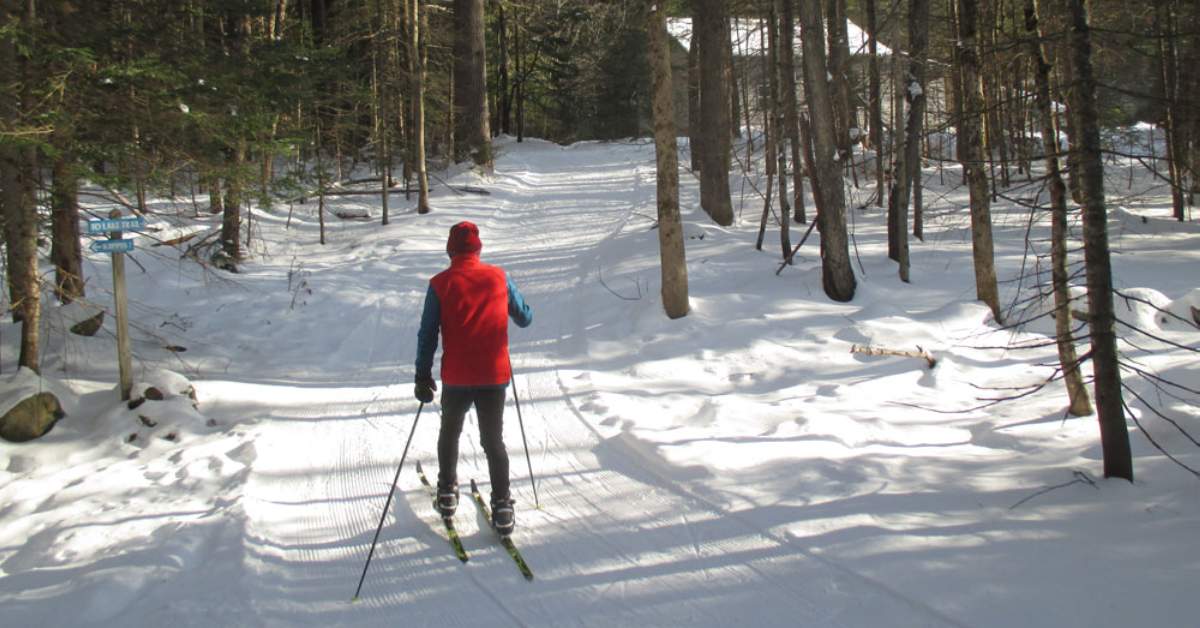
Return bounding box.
[470,479,534,581]
[415,461,469,563]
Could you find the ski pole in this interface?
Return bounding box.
[509,357,539,510]
[352,401,424,602]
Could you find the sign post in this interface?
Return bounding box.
[88,210,145,401]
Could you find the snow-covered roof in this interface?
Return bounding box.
[666,17,893,57]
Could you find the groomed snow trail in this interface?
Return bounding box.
[238,140,966,627]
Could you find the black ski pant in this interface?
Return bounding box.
[437,385,510,503]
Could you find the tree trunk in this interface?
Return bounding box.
[376,0,390,226]
[310,0,327,45]
[887,51,906,262]
[890,0,931,283]
[771,1,791,259]
[727,18,740,139]
[51,150,86,304]
[411,0,431,213]
[2,0,41,371]
[222,143,245,262]
[956,0,1002,321]
[779,0,806,224]
[1061,0,1133,481]
[688,35,702,173]
[1156,1,1185,221]
[798,0,856,302]
[495,2,511,136]
[867,0,885,208]
[756,9,776,252]
[647,2,689,320]
[1027,0,1091,417]
[825,0,853,154]
[695,0,734,226]
[515,12,525,143]
[453,0,492,169]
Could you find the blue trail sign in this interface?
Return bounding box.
[87,216,146,234]
[90,239,135,254]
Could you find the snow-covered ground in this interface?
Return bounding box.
[1,135,1198,627]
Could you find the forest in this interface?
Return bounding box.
[6,0,1197,469]
[1,1,1199,625]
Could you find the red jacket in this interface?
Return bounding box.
[418,253,532,386]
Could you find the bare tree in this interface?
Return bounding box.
[647,0,689,320]
[688,35,701,173]
[956,0,1002,321]
[825,0,855,154]
[888,0,930,283]
[695,0,734,226]
[410,0,431,213]
[453,0,492,169]
[797,0,856,302]
[778,0,806,225]
[1061,0,1133,481]
[866,0,885,209]
[1026,0,1091,417]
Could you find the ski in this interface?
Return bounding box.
[416,461,469,563]
[470,479,534,581]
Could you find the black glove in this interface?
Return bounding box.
[415,376,437,403]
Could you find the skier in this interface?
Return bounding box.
[415,221,533,536]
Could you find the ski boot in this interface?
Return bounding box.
[491,497,515,536]
[436,483,459,518]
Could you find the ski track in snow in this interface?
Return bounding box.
[230,141,967,627]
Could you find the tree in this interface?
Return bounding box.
[797,0,856,302]
[1061,0,1133,481]
[778,0,806,225]
[866,0,885,209]
[410,0,431,214]
[687,34,701,173]
[825,0,855,154]
[454,0,491,168]
[646,0,688,320]
[1026,0,1091,417]
[888,0,931,283]
[1,0,42,372]
[955,0,1002,322]
[694,0,734,226]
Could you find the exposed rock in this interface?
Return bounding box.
[210,249,239,273]
[70,311,105,337]
[145,387,165,401]
[0,392,65,443]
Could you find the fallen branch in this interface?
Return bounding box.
[282,187,409,204]
[152,232,200,248]
[182,228,222,260]
[775,219,819,275]
[1009,470,1098,510]
[850,343,937,369]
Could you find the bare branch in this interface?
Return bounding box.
[1009,470,1098,510]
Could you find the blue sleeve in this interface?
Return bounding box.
[415,284,440,380]
[507,275,533,328]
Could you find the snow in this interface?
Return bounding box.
[1,134,1198,627]
[668,17,894,57]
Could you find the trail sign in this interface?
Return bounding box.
[90,238,134,254]
[94,210,138,401]
[87,215,146,234]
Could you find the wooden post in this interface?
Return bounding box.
[109,209,133,400]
